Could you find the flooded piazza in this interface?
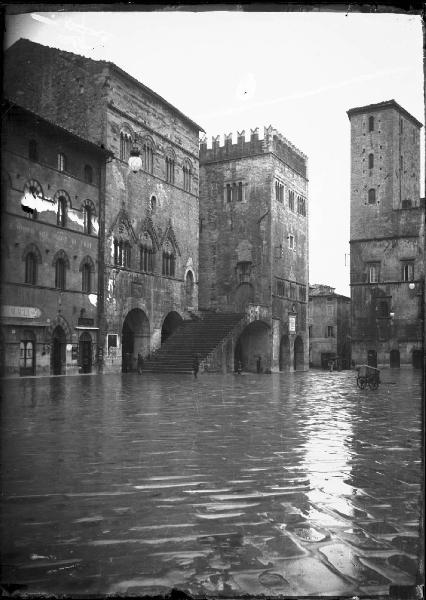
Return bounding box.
[1,369,423,597]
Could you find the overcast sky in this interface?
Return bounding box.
[5,8,424,296]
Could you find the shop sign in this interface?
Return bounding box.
[289,315,296,333]
[1,305,42,319]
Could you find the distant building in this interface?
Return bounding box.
[308,284,351,369]
[199,127,309,372]
[5,38,204,374]
[347,100,424,368]
[1,101,110,376]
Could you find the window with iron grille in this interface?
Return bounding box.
[367,262,380,283]
[401,261,414,282]
[25,252,37,285]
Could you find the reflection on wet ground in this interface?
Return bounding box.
[0,369,422,596]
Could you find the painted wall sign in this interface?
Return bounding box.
[1,305,42,319]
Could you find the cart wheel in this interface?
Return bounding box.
[369,379,379,390]
[359,378,367,389]
[356,377,363,389]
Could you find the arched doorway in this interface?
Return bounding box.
[122,309,150,373]
[412,349,422,369]
[389,349,400,368]
[51,326,66,375]
[234,320,269,372]
[234,283,254,312]
[79,332,92,373]
[294,336,304,371]
[367,349,377,367]
[161,311,183,345]
[20,330,36,376]
[279,335,290,371]
[185,270,194,306]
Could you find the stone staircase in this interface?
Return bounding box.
[142,311,245,373]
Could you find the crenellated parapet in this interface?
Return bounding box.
[200,126,307,178]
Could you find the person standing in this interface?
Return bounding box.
[256,356,262,374]
[192,354,199,379]
[137,352,144,375]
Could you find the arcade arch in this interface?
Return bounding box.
[234,320,269,372]
[161,311,183,345]
[122,309,150,372]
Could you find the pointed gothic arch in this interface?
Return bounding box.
[52,249,70,268]
[22,243,42,264]
[79,255,96,272]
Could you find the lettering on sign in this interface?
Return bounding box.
[1,305,42,319]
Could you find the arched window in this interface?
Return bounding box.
[123,241,131,268]
[162,243,175,277]
[55,259,66,290]
[57,152,67,172]
[368,153,374,169]
[113,238,131,268]
[81,263,91,293]
[368,188,376,204]
[143,138,154,173]
[29,139,38,161]
[84,164,93,184]
[25,252,37,285]
[140,234,154,273]
[368,116,374,132]
[165,151,175,184]
[183,160,192,192]
[120,129,132,161]
[57,196,67,227]
[53,250,69,290]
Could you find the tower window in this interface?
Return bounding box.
[326,326,334,337]
[57,152,67,172]
[368,188,376,204]
[166,156,175,184]
[368,153,374,169]
[367,262,380,283]
[288,190,295,211]
[29,140,38,161]
[368,116,374,132]
[401,261,414,282]
[84,164,93,184]
[120,131,132,161]
[57,196,67,227]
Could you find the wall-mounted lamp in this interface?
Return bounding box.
[128,146,143,173]
[389,312,395,319]
[409,282,416,290]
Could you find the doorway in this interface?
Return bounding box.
[79,332,92,373]
[51,326,66,375]
[294,336,304,371]
[412,349,422,369]
[20,331,36,376]
[389,349,400,368]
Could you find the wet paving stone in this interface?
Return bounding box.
[0,368,422,596]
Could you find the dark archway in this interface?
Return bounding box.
[234,283,254,312]
[389,349,400,368]
[51,326,66,375]
[279,335,290,371]
[367,349,377,367]
[161,311,183,345]
[122,309,150,372]
[234,320,269,372]
[412,349,422,369]
[294,336,304,371]
[79,332,92,373]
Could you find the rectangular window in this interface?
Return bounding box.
[288,234,295,250]
[309,325,313,337]
[288,190,295,211]
[401,261,414,282]
[290,284,296,300]
[226,184,232,203]
[299,285,306,301]
[327,326,334,337]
